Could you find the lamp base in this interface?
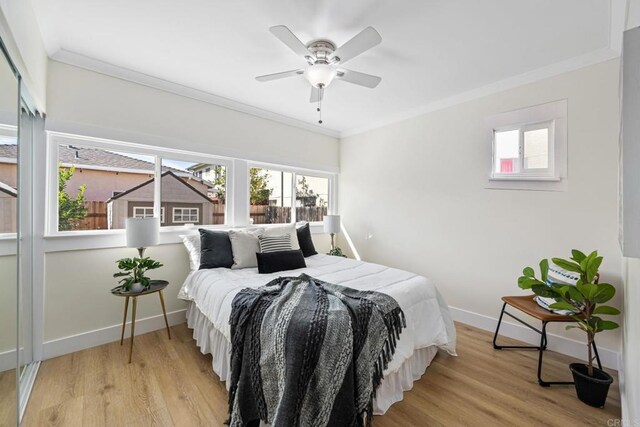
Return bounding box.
[137,247,146,258]
[330,233,335,251]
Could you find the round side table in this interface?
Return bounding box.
[111,280,171,363]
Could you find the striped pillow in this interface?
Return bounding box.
[258,234,292,253]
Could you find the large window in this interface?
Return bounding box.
[249,167,293,224]
[47,132,335,235]
[296,174,329,222]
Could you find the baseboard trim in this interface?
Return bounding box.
[0,349,15,373]
[42,309,187,360]
[449,306,620,370]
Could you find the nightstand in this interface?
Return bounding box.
[111,280,171,363]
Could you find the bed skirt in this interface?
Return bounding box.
[186,301,439,415]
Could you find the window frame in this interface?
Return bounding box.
[247,161,336,225]
[0,124,18,239]
[46,132,233,236]
[491,120,555,180]
[485,100,567,191]
[172,207,199,224]
[133,206,165,223]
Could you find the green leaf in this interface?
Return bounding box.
[518,277,543,289]
[551,258,583,273]
[596,319,619,331]
[586,256,603,283]
[571,249,587,263]
[564,285,584,303]
[531,284,559,298]
[549,301,577,312]
[591,284,616,303]
[593,305,620,315]
[565,325,579,330]
[523,267,535,278]
[540,259,549,283]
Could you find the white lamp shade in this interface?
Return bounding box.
[305,64,337,88]
[323,215,341,234]
[126,217,159,248]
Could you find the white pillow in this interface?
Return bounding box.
[261,223,300,250]
[180,234,201,271]
[229,228,265,269]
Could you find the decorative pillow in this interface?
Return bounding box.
[258,234,292,253]
[256,250,306,274]
[180,234,201,271]
[229,228,265,269]
[296,223,317,257]
[198,229,234,269]
[261,223,300,250]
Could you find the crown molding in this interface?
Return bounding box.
[50,49,340,139]
[339,47,620,139]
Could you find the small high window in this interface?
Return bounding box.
[486,100,567,191]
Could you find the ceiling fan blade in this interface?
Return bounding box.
[310,86,324,103]
[330,27,382,64]
[255,69,304,82]
[269,25,314,59]
[336,69,382,88]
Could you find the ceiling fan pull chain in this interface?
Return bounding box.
[317,85,324,124]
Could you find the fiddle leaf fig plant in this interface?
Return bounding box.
[518,250,620,377]
[113,257,163,291]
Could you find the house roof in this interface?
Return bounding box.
[107,170,214,203]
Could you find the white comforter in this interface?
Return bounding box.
[178,254,456,374]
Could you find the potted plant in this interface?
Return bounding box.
[113,257,163,293]
[518,249,620,408]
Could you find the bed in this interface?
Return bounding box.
[178,253,456,415]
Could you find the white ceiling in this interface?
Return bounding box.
[32,0,613,136]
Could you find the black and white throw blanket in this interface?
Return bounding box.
[227,274,406,427]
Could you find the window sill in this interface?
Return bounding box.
[488,176,562,182]
[0,235,17,256]
[43,223,327,253]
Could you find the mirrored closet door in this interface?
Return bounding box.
[0,37,39,426]
[0,37,20,427]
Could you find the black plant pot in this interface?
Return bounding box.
[569,363,613,408]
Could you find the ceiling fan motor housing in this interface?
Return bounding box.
[306,40,338,64]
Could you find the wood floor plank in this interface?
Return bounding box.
[22,322,622,426]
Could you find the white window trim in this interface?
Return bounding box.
[247,161,337,226]
[133,206,165,223]
[485,99,567,191]
[42,132,336,252]
[172,207,199,224]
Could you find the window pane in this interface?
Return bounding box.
[296,175,329,222]
[58,144,155,231]
[0,126,17,233]
[494,130,519,174]
[524,128,549,169]
[162,159,226,226]
[250,167,292,224]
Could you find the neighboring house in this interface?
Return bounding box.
[107,171,218,228]
[0,180,16,233]
[0,144,17,190]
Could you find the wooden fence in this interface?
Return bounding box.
[73,201,108,230]
[68,202,325,230]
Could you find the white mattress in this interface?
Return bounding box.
[178,254,457,413]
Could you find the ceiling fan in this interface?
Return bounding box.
[256,25,382,124]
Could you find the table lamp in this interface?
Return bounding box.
[126,217,160,258]
[323,214,340,251]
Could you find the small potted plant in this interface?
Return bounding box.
[518,249,620,408]
[113,257,163,293]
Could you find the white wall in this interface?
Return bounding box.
[46,60,339,172]
[339,59,623,356]
[40,62,338,356]
[620,1,640,420]
[0,0,47,108]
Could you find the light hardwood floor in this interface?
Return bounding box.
[22,322,621,426]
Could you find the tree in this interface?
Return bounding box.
[58,165,88,231]
[249,168,271,205]
[207,167,271,205]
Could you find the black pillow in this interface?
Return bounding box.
[296,223,317,257]
[199,229,233,269]
[256,250,306,274]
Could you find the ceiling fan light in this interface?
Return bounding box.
[304,64,337,88]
